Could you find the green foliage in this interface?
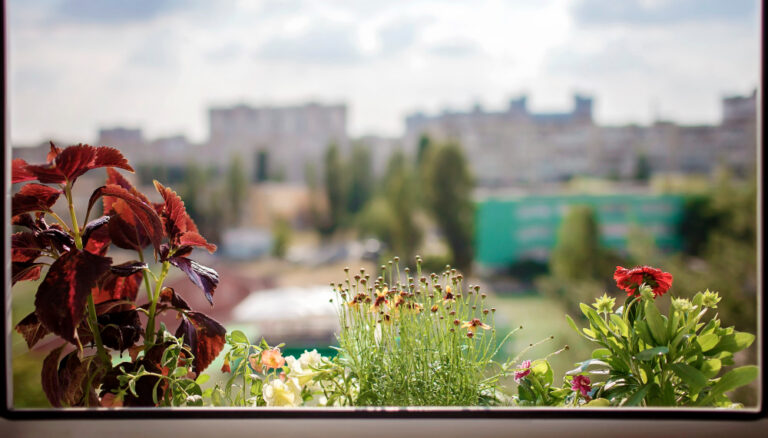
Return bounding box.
[271,218,291,258]
[332,259,528,406]
[113,330,208,407]
[538,205,618,315]
[210,331,275,407]
[227,154,248,223]
[346,143,374,215]
[566,287,757,407]
[358,151,423,262]
[422,142,475,273]
[315,143,348,237]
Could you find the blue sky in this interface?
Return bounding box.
[8,0,760,144]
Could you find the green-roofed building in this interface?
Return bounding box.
[475,193,686,269]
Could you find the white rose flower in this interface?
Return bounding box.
[263,377,302,407]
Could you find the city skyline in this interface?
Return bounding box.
[8,0,759,145]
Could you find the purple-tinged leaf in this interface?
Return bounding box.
[12,213,39,231]
[154,181,216,253]
[12,232,44,262]
[25,144,134,185]
[15,312,50,349]
[39,228,75,253]
[84,222,111,256]
[110,261,147,276]
[93,271,143,305]
[168,256,219,305]
[176,312,226,373]
[34,250,112,344]
[81,215,110,248]
[41,344,66,407]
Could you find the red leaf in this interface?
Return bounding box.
[35,250,112,344]
[104,167,150,213]
[159,286,191,311]
[12,158,36,183]
[154,181,215,253]
[176,312,226,373]
[47,141,62,163]
[58,351,101,406]
[108,200,153,251]
[25,144,134,185]
[12,262,44,285]
[81,215,110,247]
[178,231,217,254]
[84,220,111,256]
[15,312,50,349]
[12,232,44,262]
[93,270,143,305]
[41,344,66,407]
[12,183,62,217]
[168,256,219,305]
[88,184,163,255]
[12,213,39,230]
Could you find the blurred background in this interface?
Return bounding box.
[8,0,760,407]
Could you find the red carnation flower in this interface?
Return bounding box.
[613,265,673,298]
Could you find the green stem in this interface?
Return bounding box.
[145,261,171,348]
[64,182,110,368]
[137,249,154,306]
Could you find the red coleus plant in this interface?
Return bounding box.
[613,265,673,298]
[11,143,226,407]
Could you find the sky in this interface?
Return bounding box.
[7,0,760,145]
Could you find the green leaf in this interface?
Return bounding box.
[669,363,708,394]
[609,314,628,337]
[700,359,722,379]
[591,348,611,359]
[581,303,610,335]
[230,330,248,345]
[565,314,581,336]
[531,359,554,386]
[585,398,611,407]
[712,332,755,354]
[699,366,758,406]
[634,320,655,345]
[644,300,667,345]
[567,359,609,375]
[696,332,719,352]
[624,384,651,406]
[636,346,668,361]
[172,367,188,378]
[195,374,211,385]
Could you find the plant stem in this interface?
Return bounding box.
[145,261,171,348]
[64,182,111,368]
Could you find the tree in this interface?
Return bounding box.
[549,205,602,281]
[317,143,347,237]
[634,152,651,181]
[227,153,248,225]
[422,142,475,273]
[346,143,373,215]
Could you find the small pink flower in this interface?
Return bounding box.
[571,375,592,397]
[261,348,286,369]
[514,360,532,382]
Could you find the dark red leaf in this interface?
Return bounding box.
[159,286,191,311]
[26,144,134,185]
[12,158,36,183]
[12,213,39,230]
[39,228,75,253]
[98,310,141,352]
[12,232,44,262]
[35,250,112,344]
[154,181,216,253]
[84,221,111,256]
[176,312,226,373]
[58,351,101,407]
[93,270,143,305]
[110,261,147,276]
[168,256,219,305]
[15,312,50,349]
[12,261,44,285]
[108,201,153,251]
[11,183,62,217]
[82,215,110,247]
[88,184,163,255]
[47,141,62,163]
[41,344,66,407]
